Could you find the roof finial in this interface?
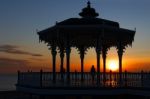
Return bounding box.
[79,0,99,18]
[87,1,91,8]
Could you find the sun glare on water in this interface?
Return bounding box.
[108,60,118,71]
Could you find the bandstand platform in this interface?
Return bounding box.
[16,71,150,98]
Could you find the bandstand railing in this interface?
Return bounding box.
[17,71,150,88]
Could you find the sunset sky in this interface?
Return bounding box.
[0,0,150,74]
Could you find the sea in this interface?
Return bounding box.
[0,74,17,91]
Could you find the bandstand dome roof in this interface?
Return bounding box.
[38,1,135,49]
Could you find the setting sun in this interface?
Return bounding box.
[107,60,118,71]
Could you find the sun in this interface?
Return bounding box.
[107,60,118,71]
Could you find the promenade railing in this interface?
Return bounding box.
[17,71,150,88]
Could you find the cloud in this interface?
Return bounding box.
[0,57,29,66]
[29,57,45,61]
[0,57,31,73]
[0,44,43,57]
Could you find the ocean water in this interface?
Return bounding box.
[0,74,17,91]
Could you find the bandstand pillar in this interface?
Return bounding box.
[117,41,124,87]
[79,47,85,83]
[66,38,71,85]
[102,47,107,86]
[60,47,65,81]
[51,44,57,84]
[96,38,102,86]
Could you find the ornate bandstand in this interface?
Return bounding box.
[16,1,150,98]
[37,1,135,86]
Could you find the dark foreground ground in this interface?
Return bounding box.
[0,91,150,99]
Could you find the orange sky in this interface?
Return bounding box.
[1,46,149,74]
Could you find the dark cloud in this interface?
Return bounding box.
[0,57,31,73]
[29,57,45,61]
[0,57,29,66]
[0,44,43,57]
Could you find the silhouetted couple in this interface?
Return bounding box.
[90,65,96,84]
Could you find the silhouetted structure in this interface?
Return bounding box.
[37,1,135,86]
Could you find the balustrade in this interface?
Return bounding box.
[17,71,150,88]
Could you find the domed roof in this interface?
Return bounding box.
[57,1,119,27]
[57,18,119,27]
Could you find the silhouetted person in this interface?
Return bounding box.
[63,68,65,73]
[63,68,66,77]
[60,67,65,81]
[75,70,78,82]
[90,65,96,84]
